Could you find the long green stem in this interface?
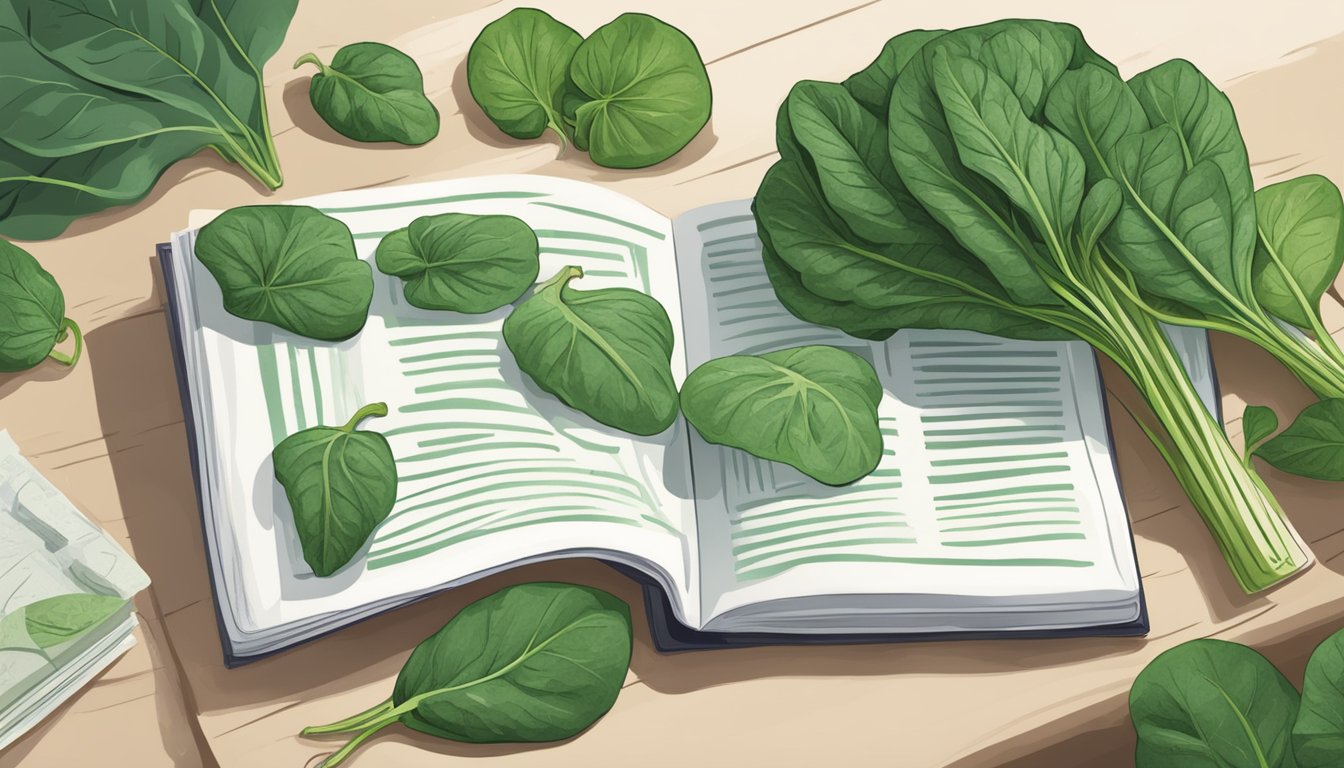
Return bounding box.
[301,697,395,735]
[340,402,388,433]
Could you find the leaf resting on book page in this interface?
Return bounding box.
[375,212,539,313]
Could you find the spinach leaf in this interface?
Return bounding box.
[503,265,679,435]
[1253,398,1344,481]
[1252,175,1344,330]
[19,594,125,649]
[1295,628,1344,767]
[680,345,884,486]
[194,205,373,341]
[843,29,946,118]
[300,582,631,767]
[375,213,538,313]
[565,13,711,168]
[1042,62,1148,186]
[1078,178,1122,256]
[273,403,396,578]
[1130,638,1299,768]
[466,8,582,147]
[294,43,439,146]
[0,239,82,371]
[1242,405,1279,462]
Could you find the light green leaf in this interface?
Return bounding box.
[295,43,439,145]
[274,403,397,577]
[502,265,679,435]
[1252,175,1344,330]
[466,8,581,146]
[1295,627,1344,767]
[1254,398,1344,481]
[21,594,126,649]
[195,205,373,341]
[680,345,884,486]
[1242,405,1278,459]
[375,213,539,313]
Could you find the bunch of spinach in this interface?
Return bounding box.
[756,21,1311,593]
[294,42,440,146]
[467,9,711,168]
[0,239,82,371]
[0,0,296,240]
[300,582,632,767]
[1130,627,1344,768]
[273,402,397,577]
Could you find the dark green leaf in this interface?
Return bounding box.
[466,8,581,146]
[1078,178,1121,255]
[190,0,297,69]
[0,239,77,372]
[842,29,946,118]
[566,13,711,168]
[1295,627,1344,767]
[1242,405,1279,458]
[1042,63,1148,185]
[273,403,397,577]
[1130,638,1299,768]
[295,43,439,146]
[195,205,373,341]
[10,594,126,650]
[375,213,538,313]
[681,345,884,486]
[503,265,678,435]
[1252,175,1344,329]
[1254,398,1344,481]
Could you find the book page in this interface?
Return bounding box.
[673,201,1173,630]
[170,176,700,648]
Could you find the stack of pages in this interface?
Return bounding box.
[0,431,150,750]
[159,175,1220,663]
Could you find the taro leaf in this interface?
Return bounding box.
[295,43,439,145]
[1242,404,1279,459]
[273,403,396,577]
[1253,398,1344,481]
[680,345,884,486]
[375,213,539,313]
[0,239,80,372]
[300,583,631,762]
[19,594,125,649]
[1042,62,1149,186]
[1295,627,1344,767]
[194,205,373,341]
[1129,638,1299,768]
[566,13,712,169]
[1252,175,1344,330]
[502,265,678,435]
[466,8,582,146]
[1078,178,1122,256]
[842,29,947,118]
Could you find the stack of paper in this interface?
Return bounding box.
[0,431,150,751]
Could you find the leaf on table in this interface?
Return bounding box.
[295,43,440,146]
[1253,398,1344,481]
[375,213,539,313]
[1241,405,1279,459]
[502,265,679,436]
[0,239,72,372]
[1295,627,1344,767]
[194,205,373,341]
[1252,175,1344,330]
[680,345,884,486]
[466,7,582,147]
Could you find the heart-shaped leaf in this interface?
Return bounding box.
[680,345,883,486]
[0,239,81,371]
[375,213,539,313]
[295,42,439,145]
[1253,398,1344,481]
[466,8,581,147]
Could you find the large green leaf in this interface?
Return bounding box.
[466,8,582,146]
[1042,63,1149,186]
[190,0,297,68]
[842,28,946,118]
[1252,175,1344,330]
[502,265,679,435]
[566,13,712,168]
[295,43,440,146]
[681,345,884,486]
[0,239,71,372]
[1253,398,1344,481]
[194,206,373,341]
[375,213,539,313]
[273,403,397,577]
[1130,639,1299,768]
[1295,627,1344,767]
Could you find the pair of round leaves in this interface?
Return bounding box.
[0,239,82,372]
[294,42,440,146]
[467,9,712,168]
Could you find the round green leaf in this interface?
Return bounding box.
[466,8,582,145]
[375,213,539,313]
[503,265,679,436]
[273,403,397,577]
[0,239,67,372]
[195,205,373,341]
[1129,639,1299,768]
[566,13,712,168]
[295,43,439,145]
[680,345,884,486]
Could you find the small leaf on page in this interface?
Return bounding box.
[375,213,539,313]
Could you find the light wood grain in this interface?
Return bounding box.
[3,1,1344,766]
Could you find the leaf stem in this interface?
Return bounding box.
[294,52,330,76]
[340,402,388,433]
[314,711,403,768]
[301,697,395,735]
[45,318,83,368]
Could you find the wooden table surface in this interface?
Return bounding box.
[4,1,1344,766]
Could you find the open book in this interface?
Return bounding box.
[159,175,1217,663]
